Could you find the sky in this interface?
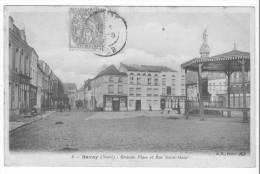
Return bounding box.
[9,6,252,89]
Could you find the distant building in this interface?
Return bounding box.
[9,16,32,118]
[91,65,128,111]
[119,63,185,111]
[63,83,77,106]
[50,72,67,107]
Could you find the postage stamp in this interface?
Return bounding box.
[69,8,127,57]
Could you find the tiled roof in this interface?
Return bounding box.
[141,65,176,72]
[121,63,176,72]
[210,50,250,59]
[93,65,127,80]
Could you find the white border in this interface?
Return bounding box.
[0,0,259,173]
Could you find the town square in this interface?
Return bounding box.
[6,6,253,156]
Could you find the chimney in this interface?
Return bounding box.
[9,16,14,30]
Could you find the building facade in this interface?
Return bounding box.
[119,63,186,111]
[9,16,32,118]
[29,48,39,109]
[63,83,77,107]
[91,65,128,111]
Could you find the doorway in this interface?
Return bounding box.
[161,99,166,110]
[112,100,120,111]
[135,100,141,111]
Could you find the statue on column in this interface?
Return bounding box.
[203,29,208,43]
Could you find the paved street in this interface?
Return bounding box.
[9,109,250,153]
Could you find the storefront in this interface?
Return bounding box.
[29,85,37,109]
[160,95,186,111]
[103,95,127,111]
[19,74,31,115]
[9,69,20,119]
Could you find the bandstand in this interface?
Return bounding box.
[181,30,250,122]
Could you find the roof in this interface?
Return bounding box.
[93,65,127,80]
[121,63,176,72]
[63,83,77,91]
[181,49,250,72]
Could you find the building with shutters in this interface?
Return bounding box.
[9,16,32,119]
[91,65,128,111]
[119,63,185,111]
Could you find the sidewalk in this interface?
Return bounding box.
[9,111,56,132]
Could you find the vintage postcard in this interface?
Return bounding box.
[3,5,258,168]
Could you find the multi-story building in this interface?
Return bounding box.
[37,65,45,111]
[50,72,67,107]
[29,47,39,109]
[63,83,77,106]
[91,65,128,111]
[208,76,227,101]
[230,71,250,108]
[84,81,94,110]
[38,60,52,111]
[119,63,186,111]
[9,16,32,118]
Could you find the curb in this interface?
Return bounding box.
[9,111,56,134]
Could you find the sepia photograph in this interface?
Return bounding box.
[2,4,258,168]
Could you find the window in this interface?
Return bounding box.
[172,79,175,86]
[213,83,215,90]
[106,97,112,107]
[154,78,158,85]
[154,74,158,77]
[118,77,123,82]
[130,77,134,84]
[162,88,166,95]
[137,73,140,76]
[209,83,211,90]
[162,75,166,77]
[109,77,113,82]
[129,100,134,107]
[166,86,171,95]
[130,73,134,76]
[129,88,134,96]
[136,88,141,96]
[120,98,126,108]
[137,77,141,85]
[148,78,152,85]
[148,73,151,76]
[181,79,185,86]
[118,85,123,94]
[153,100,158,107]
[171,88,175,95]
[154,88,159,96]
[142,73,146,76]
[108,85,114,93]
[147,88,152,96]
[181,89,185,95]
[162,78,166,85]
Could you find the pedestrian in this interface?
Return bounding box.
[149,104,152,111]
[68,104,71,112]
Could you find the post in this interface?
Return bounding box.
[185,69,189,119]
[198,63,204,121]
[241,59,248,123]
[226,71,232,117]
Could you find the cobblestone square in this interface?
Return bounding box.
[9,109,250,153]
